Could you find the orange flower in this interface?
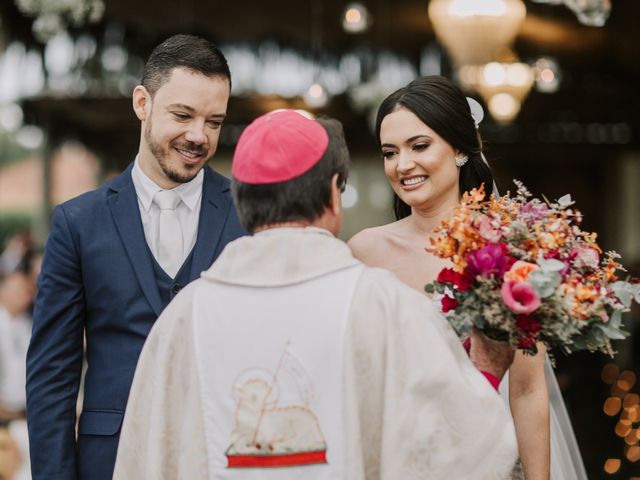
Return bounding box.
[427,236,457,259]
[504,260,540,282]
[574,284,598,303]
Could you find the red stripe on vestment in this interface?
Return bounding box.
[227,450,327,468]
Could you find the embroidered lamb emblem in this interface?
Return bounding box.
[226,344,328,468]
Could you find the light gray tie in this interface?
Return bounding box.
[153,189,183,278]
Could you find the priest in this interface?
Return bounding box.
[114,110,518,479]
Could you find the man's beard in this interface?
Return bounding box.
[144,120,211,184]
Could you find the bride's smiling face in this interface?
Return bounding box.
[380,106,461,211]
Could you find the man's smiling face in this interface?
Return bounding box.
[138,67,230,187]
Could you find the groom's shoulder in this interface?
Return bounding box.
[54,172,128,227]
[204,164,232,191]
[60,165,131,208]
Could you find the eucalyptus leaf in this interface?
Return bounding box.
[572,336,587,350]
[608,310,622,329]
[557,194,574,208]
[528,270,561,298]
[596,323,628,340]
[633,284,640,304]
[611,281,634,307]
[591,326,609,344]
[537,257,566,272]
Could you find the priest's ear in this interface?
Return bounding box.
[132,85,151,121]
[324,173,343,237]
[329,173,343,216]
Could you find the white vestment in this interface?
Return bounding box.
[114,227,518,479]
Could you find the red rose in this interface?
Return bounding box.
[441,295,459,313]
[515,315,541,334]
[437,268,458,284]
[544,249,561,260]
[517,337,536,349]
[437,268,473,292]
[455,272,474,292]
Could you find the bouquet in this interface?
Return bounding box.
[425,181,640,356]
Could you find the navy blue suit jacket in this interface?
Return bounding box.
[26,163,246,480]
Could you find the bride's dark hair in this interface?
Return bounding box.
[375,75,494,220]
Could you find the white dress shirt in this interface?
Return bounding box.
[131,158,203,269]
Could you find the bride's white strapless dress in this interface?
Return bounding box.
[499,359,588,480]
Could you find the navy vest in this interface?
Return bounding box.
[151,250,195,308]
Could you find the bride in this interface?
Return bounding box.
[348,75,587,480]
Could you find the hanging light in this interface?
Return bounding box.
[532,57,560,93]
[488,93,520,122]
[342,3,371,33]
[459,60,534,123]
[303,82,329,108]
[428,0,526,66]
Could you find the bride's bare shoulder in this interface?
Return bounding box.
[348,222,404,263]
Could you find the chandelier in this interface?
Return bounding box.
[458,61,534,122]
[14,0,105,43]
[532,0,611,27]
[428,0,526,67]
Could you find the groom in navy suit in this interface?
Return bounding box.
[26,34,246,480]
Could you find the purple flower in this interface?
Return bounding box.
[520,200,549,222]
[466,243,515,278]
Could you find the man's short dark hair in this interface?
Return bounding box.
[141,34,231,96]
[232,117,350,233]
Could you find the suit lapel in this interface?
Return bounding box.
[189,166,231,280]
[107,165,164,317]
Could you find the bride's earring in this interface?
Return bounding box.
[455,154,469,167]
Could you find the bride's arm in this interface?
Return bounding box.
[509,343,550,480]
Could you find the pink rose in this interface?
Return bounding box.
[501,281,541,314]
[520,200,549,222]
[571,245,600,270]
[475,215,502,242]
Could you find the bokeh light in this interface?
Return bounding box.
[604,397,622,416]
[624,393,640,409]
[604,458,621,474]
[626,446,640,462]
[625,430,638,446]
[602,363,620,384]
[611,383,627,398]
[342,3,371,34]
[616,421,632,438]
[618,370,637,391]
